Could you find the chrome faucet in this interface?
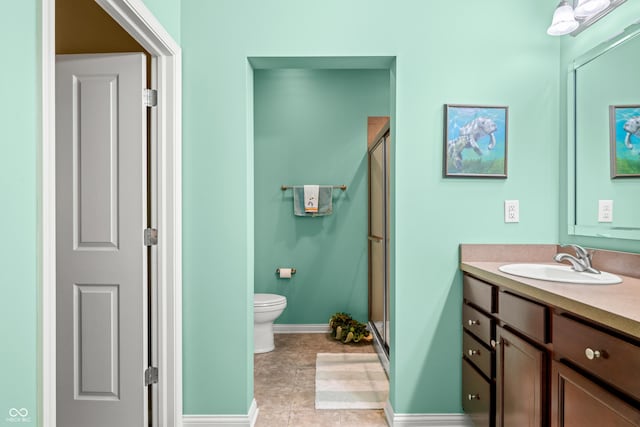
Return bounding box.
[554,244,600,274]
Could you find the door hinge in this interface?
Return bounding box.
[144,89,158,107]
[144,228,158,246]
[144,367,159,386]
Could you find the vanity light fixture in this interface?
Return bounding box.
[547,0,626,36]
[573,0,610,18]
[547,0,579,36]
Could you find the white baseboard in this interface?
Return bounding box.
[384,401,472,427]
[183,399,259,427]
[273,324,330,333]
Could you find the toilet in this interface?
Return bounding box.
[254,293,287,353]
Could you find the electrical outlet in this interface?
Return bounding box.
[504,200,519,223]
[598,200,613,222]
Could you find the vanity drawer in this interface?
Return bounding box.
[463,330,492,379]
[499,291,548,343]
[463,303,493,346]
[462,359,492,427]
[463,274,496,314]
[553,314,640,402]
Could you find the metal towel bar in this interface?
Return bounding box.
[281,185,347,191]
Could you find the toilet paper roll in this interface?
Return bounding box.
[278,268,292,279]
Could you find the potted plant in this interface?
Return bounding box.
[329,312,371,343]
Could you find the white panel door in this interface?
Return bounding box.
[56,53,147,427]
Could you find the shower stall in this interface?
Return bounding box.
[368,119,390,371]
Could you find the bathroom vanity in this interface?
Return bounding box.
[459,244,640,427]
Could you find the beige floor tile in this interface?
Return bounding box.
[256,365,298,382]
[341,342,376,353]
[254,410,289,427]
[294,351,318,368]
[340,409,388,427]
[254,383,291,400]
[288,409,341,427]
[274,333,299,344]
[294,368,316,384]
[255,333,388,427]
[290,390,316,410]
[254,392,293,412]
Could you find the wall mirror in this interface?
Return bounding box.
[569,22,640,240]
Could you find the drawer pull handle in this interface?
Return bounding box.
[467,349,480,356]
[491,339,501,349]
[468,394,480,401]
[585,348,602,360]
[467,319,480,326]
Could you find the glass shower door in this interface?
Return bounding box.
[369,129,390,355]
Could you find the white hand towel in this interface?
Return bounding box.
[304,185,319,213]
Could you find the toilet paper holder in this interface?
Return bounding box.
[275,268,296,275]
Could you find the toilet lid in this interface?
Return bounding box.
[254,293,286,307]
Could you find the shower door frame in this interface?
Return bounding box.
[368,121,390,361]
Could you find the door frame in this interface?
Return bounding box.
[40,1,182,426]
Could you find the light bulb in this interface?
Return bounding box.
[574,0,611,18]
[547,1,579,36]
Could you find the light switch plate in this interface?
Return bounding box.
[598,200,613,222]
[504,200,519,223]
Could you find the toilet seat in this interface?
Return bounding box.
[254,293,286,308]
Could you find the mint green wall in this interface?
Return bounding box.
[143,0,181,42]
[560,1,640,253]
[0,2,38,425]
[0,0,180,424]
[181,0,560,415]
[0,1,179,425]
[254,69,390,324]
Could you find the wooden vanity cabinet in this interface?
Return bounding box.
[462,275,496,427]
[462,275,549,427]
[551,314,640,427]
[462,270,640,427]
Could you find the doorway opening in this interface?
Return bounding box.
[250,56,395,424]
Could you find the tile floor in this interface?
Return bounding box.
[254,333,389,427]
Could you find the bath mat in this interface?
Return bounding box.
[315,353,388,409]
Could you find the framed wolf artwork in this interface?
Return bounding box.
[444,104,508,178]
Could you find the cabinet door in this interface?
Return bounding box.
[551,361,640,427]
[496,326,545,427]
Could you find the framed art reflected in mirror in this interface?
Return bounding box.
[609,105,640,178]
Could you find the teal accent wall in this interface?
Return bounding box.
[253,69,390,324]
[143,0,181,43]
[181,0,560,415]
[0,2,38,425]
[560,1,640,253]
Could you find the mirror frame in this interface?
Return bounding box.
[568,22,640,240]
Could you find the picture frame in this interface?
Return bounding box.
[609,105,640,178]
[444,104,508,178]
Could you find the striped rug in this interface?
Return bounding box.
[315,353,389,409]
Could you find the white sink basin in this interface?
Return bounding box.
[498,263,622,285]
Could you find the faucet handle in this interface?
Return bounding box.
[560,244,590,260]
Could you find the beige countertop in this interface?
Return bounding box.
[461,261,640,340]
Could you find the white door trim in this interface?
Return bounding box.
[41,1,182,426]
